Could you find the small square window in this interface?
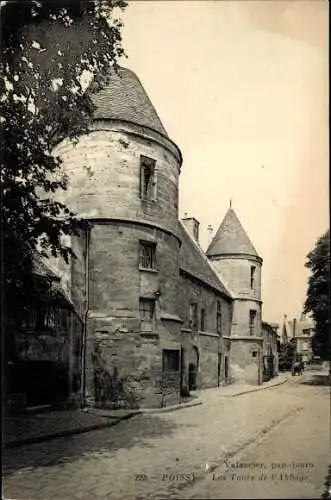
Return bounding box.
[252,351,258,358]
[139,241,156,269]
[139,298,155,332]
[162,350,180,371]
[140,156,156,201]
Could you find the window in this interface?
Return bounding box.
[162,350,180,371]
[252,351,258,358]
[200,309,206,332]
[249,310,257,335]
[189,303,198,331]
[139,298,155,332]
[140,155,156,201]
[216,300,222,335]
[139,241,156,269]
[250,266,256,289]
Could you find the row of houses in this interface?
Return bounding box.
[7,67,280,411]
[281,314,315,364]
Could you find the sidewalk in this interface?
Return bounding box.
[3,408,140,449]
[3,373,291,449]
[191,371,292,401]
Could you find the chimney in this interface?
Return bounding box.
[207,225,213,245]
[181,215,200,243]
[293,318,296,337]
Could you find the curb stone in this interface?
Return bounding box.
[229,375,291,398]
[3,376,290,448]
[3,399,202,448]
[140,400,202,414]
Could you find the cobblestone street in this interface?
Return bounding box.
[3,368,329,500]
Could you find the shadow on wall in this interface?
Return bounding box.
[93,346,139,409]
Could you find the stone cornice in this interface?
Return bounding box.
[90,119,183,168]
[85,217,182,245]
[209,253,263,265]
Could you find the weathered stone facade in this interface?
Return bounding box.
[37,66,275,409]
[207,208,264,385]
[10,268,83,408]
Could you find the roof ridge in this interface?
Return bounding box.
[179,221,233,298]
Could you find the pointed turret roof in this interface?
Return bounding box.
[206,207,260,259]
[92,67,168,137]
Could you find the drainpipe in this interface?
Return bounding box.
[81,225,90,408]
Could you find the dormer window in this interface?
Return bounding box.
[140,155,157,201]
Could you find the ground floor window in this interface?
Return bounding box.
[162,349,180,371]
[139,298,155,332]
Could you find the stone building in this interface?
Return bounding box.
[179,219,233,393]
[289,314,314,364]
[6,256,83,411]
[29,66,273,409]
[206,206,264,385]
[261,321,279,381]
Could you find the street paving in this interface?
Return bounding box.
[2,368,330,500]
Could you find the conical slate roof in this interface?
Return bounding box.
[92,67,168,137]
[206,208,260,258]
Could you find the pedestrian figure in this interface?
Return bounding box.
[292,360,303,376]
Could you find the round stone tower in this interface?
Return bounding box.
[54,67,183,408]
[206,206,263,385]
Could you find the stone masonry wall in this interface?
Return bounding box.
[178,272,232,336]
[211,256,262,301]
[88,222,180,315]
[83,221,181,409]
[178,272,232,390]
[230,339,262,385]
[54,127,181,237]
[231,299,262,337]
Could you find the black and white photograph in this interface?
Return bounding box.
[1,1,329,499]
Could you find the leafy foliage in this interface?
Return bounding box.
[278,342,296,371]
[304,230,330,359]
[1,0,126,324]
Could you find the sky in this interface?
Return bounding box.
[120,0,329,325]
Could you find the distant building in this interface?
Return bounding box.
[291,314,315,363]
[262,322,279,381]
